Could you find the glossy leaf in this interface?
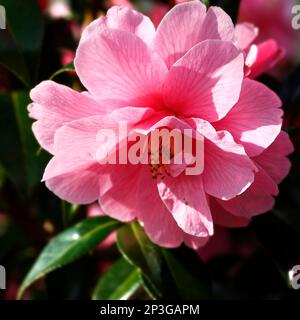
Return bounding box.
[92,257,142,300]
[18,217,121,299]
[117,222,213,299]
[116,222,166,299]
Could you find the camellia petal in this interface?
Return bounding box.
[157,175,213,237]
[163,40,244,121]
[154,2,234,68]
[75,28,168,109]
[213,78,283,157]
[80,6,156,46]
[217,165,278,218]
[28,81,108,153]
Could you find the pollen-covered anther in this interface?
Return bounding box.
[148,142,172,179]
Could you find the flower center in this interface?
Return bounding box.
[147,129,176,179]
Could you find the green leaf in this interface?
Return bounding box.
[18,217,121,299]
[116,222,166,298]
[61,200,81,226]
[49,62,75,80]
[117,222,212,299]
[162,247,212,299]
[0,0,43,85]
[92,257,142,300]
[116,222,184,299]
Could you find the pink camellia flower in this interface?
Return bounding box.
[233,22,285,79]
[28,3,293,249]
[237,0,298,77]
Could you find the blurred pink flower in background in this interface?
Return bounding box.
[4,282,19,300]
[87,204,116,249]
[47,0,72,19]
[60,49,75,65]
[87,203,105,217]
[0,212,6,224]
[238,0,298,77]
[197,226,259,263]
[109,0,133,8]
[148,3,168,28]
[197,227,233,262]
[234,22,285,79]
[29,3,293,249]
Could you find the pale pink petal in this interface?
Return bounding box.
[244,44,258,76]
[213,79,283,157]
[42,107,154,205]
[254,131,294,184]
[154,1,206,68]
[157,175,213,237]
[137,167,208,248]
[218,165,278,217]
[87,203,105,217]
[200,6,234,42]
[75,29,168,109]
[137,168,185,248]
[193,120,257,200]
[41,120,101,195]
[163,40,244,121]
[44,107,155,178]
[247,40,284,79]
[234,23,258,50]
[98,164,143,222]
[210,199,250,227]
[154,2,234,68]
[135,114,191,135]
[80,6,155,46]
[28,81,106,154]
[44,159,101,204]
